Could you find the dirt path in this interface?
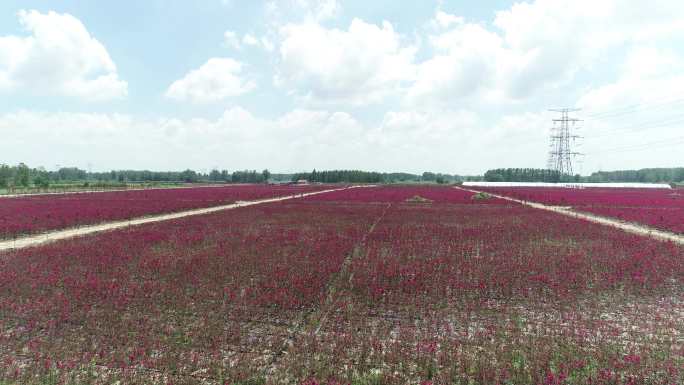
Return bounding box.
[456,186,684,245]
[0,186,369,251]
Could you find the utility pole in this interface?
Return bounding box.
[548,108,582,178]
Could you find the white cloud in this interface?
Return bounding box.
[4,102,682,174]
[242,34,259,46]
[225,31,274,52]
[264,0,340,26]
[260,37,275,52]
[277,19,416,105]
[0,108,370,172]
[224,30,241,49]
[294,0,340,21]
[0,10,127,100]
[7,1,684,175]
[407,0,684,106]
[576,46,684,172]
[433,10,463,29]
[165,58,256,103]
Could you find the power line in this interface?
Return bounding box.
[586,113,684,139]
[584,93,684,119]
[586,135,684,155]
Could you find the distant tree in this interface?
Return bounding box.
[179,169,198,183]
[0,164,10,188]
[33,167,51,188]
[209,169,222,182]
[16,163,30,187]
[262,169,271,183]
[422,172,436,181]
[484,168,562,183]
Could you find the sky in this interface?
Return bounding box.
[1,0,683,175]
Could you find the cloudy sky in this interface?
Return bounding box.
[1,0,683,175]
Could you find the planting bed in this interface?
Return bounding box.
[0,186,683,384]
[475,186,684,234]
[0,184,330,239]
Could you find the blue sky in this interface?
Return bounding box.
[1,0,683,174]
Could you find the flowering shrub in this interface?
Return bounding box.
[0,184,330,239]
[0,186,682,384]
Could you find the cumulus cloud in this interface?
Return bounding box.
[433,10,463,29]
[0,107,370,172]
[277,19,416,105]
[0,10,127,100]
[301,0,340,21]
[242,34,259,46]
[401,1,684,107]
[165,58,256,103]
[224,30,241,49]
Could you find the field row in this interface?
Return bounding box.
[475,186,684,234]
[0,184,331,239]
[1,186,682,384]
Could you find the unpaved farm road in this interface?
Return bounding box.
[456,186,684,245]
[0,185,369,251]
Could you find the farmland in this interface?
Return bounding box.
[0,185,330,240]
[0,185,683,384]
[473,187,684,234]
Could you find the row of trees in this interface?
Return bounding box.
[0,164,276,187]
[1,163,471,187]
[291,170,385,183]
[484,168,577,183]
[587,168,684,183]
[227,170,271,183]
[290,170,472,184]
[29,162,684,188]
[0,163,48,188]
[484,167,684,184]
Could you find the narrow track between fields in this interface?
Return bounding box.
[0,185,371,251]
[456,186,684,245]
[264,201,393,379]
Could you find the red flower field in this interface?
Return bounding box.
[475,186,684,234]
[1,185,683,384]
[0,184,330,239]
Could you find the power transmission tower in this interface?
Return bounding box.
[547,108,582,177]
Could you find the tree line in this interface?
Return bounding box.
[587,168,684,184]
[484,168,575,183]
[291,170,384,183]
[0,163,276,188]
[484,167,684,184]
[291,170,473,184]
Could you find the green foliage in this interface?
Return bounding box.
[471,192,492,200]
[0,164,11,188]
[232,170,266,183]
[292,169,385,183]
[422,171,459,183]
[233,377,266,385]
[484,168,562,182]
[588,167,684,183]
[16,163,30,187]
[351,371,384,385]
